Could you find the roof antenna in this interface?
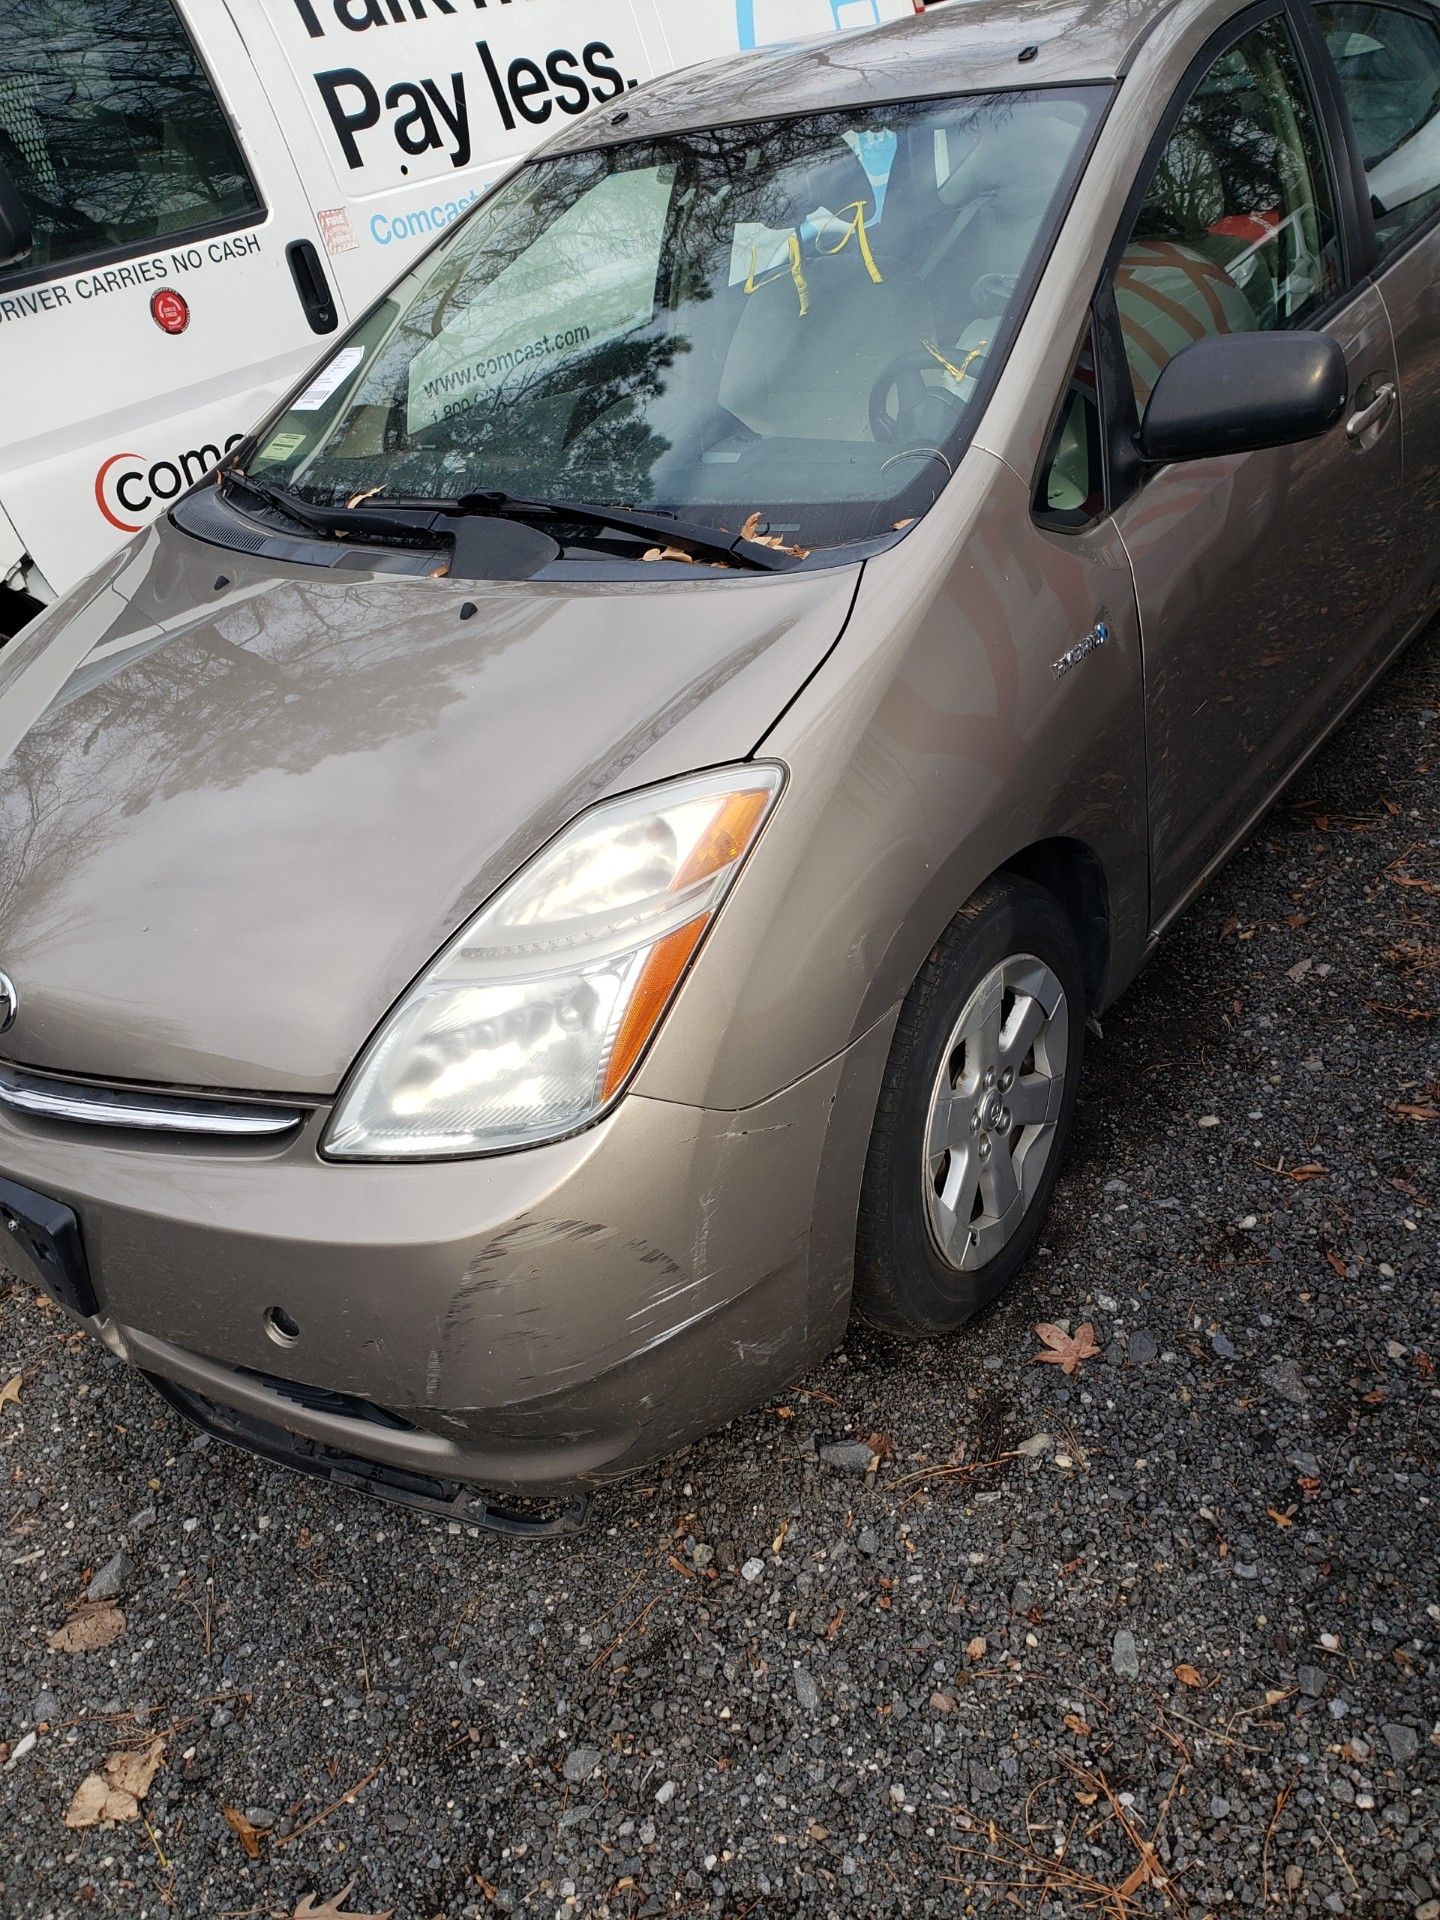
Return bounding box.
[1019,43,1039,62]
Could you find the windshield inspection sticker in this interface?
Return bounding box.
[292,346,365,412]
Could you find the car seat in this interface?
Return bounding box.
[717,141,932,442]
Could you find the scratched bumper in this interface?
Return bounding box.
[0,1021,892,1495]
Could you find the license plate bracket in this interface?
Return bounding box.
[0,1176,97,1318]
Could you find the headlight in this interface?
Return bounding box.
[323,764,784,1160]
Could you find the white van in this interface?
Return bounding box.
[0,0,915,637]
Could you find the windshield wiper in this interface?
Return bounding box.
[220,472,801,576]
[221,470,446,553]
[382,490,804,574]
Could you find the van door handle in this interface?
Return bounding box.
[286,239,339,335]
[1346,380,1396,442]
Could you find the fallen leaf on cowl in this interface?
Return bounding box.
[642,545,698,564]
[294,1881,394,1920]
[739,510,810,557]
[64,1737,165,1829]
[1032,1322,1101,1375]
[48,1605,126,1654]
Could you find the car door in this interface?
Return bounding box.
[0,0,346,603]
[1100,4,1401,924]
[1310,0,1440,631]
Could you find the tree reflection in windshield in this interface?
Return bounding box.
[254,89,1107,552]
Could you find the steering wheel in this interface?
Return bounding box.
[868,347,975,447]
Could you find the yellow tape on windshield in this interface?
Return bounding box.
[814,200,885,284]
[922,337,989,384]
[745,233,811,317]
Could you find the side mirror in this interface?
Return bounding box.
[1136,331,1348,465]
[0,153,34,270]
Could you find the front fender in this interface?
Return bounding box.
[632,450,1147,1111]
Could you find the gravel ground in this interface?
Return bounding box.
[2,624,1437,1920]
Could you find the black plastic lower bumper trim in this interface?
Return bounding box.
[146,1373,589,1539]
[0,1175,97,1318]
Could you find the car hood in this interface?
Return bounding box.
[0,528,859,1096]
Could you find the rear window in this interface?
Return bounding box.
[0,0,262,282]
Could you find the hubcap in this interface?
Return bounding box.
[922,953,1069,1273]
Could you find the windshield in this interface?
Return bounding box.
[250,89,1105,556]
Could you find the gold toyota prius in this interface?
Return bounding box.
[1,0,1437,1531]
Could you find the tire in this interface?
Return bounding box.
[854,874,1085,1336]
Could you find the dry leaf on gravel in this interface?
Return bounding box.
[63,1737,164,1829]
[48,1605,125,1653]
[1173,1663,1203,1688]
[294,1881,393,1920]
[1032,1322,1101,1375]
[223,1804,265,1859]
[0,1374,20,1409]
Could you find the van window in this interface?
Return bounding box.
[250,88,1109,556]
[0,0,262,281]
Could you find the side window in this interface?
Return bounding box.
[0,0,262,281]
[1318,2,1440,254]
[1114,17,1344,407]
[1035,326,1105,530]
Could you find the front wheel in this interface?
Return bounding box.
[854,876,1085,1335]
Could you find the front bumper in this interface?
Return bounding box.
[0,1020,892,1498]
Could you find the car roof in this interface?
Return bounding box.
[547,0,1179,152]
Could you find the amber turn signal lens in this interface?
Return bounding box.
[602,914,709,1101]
[671,790,771,892]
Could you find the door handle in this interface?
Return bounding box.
[286,239,339,336]
[1346,380,1396,442]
